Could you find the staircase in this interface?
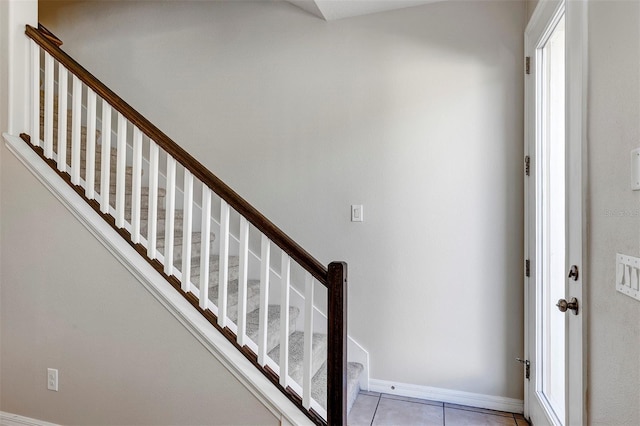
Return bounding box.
[21,24,363,424]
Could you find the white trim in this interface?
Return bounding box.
[564,1,588,424]
[524,1,588,425]
[0,412,59,426]
[348,337,370,391]
[369,379,524,414]
[2,132,313,426]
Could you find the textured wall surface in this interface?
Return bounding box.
[587,2,640,424]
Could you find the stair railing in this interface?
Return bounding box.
[24,24,347,425]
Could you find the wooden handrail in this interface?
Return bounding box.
[25,24,328,285]
[37,23,63,47]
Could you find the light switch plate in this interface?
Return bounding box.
[616,253,640,302]
[632,148,640,190]
[351,205,363,222]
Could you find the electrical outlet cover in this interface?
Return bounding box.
[47,368,58,391]
[632,148,640,190]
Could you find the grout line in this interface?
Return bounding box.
[443,404,514,418]
[442,404,446,426]
[379,393,444,408]
[369,394,382,426]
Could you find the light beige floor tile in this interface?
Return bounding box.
[444,408,517,426]
[381,393,443,407]
[348,394,380,426]
[444,403,514,418]
[372,398,444,426]
[360,390,382,397]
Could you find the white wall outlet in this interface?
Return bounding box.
[632,148,640,190]
[47,368,58,391]
[351,205,364,222]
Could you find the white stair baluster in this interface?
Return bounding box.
[115,112,127,228]
[131,127,143,243]
[43,52,54,158]
[99,102,111,213]
[218,200,230,328]
[30,40,39,147]
[199,187,212,310]
[85,88,97,199]
[56,64,68,172]
[237,217,249,347]
[181,170,194,293]
[147,141,159,258]
[302,273,314,409]
[163,156,176,275]
[279,253,291,388]
[70,75,82,185]
[258,235,271,367]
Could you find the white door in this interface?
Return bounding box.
[524,1,587,425]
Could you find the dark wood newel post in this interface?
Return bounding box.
[327,261,347,426]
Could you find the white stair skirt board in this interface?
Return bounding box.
[369,379,524,414]
[3,133,313,426]
[0,412,59,426]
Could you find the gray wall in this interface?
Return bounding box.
[38,0,526,400]
[587,2,640,424]
[1,3,275,418]
[0,151,279,424]
[526,0,539,22]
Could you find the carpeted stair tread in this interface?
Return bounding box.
[157,229,214,248]
[40,91,102,144]
[245,305,299,354]
[128,206,184,222]
[54,140,118,162]
[189,255,238,282]
[268,331,327,387]
[115,187,167,210]
[157,232,218,263]
[207,279,261,322]
[311,361,363,412]
[140,217,185,238]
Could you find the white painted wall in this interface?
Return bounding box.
[38,0,526,400]
[587,2,640,424]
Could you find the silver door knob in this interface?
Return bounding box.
[556,297,579,315]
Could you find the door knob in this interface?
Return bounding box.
[556,297,579,315]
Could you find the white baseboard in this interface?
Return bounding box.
[369,379,524,414]
[0,412,59,426]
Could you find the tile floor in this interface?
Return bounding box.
[348,391,529,426]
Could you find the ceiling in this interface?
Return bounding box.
[286,0,442,21]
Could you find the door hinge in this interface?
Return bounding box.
[517,358,531,380]
[525,155,530,176]
[525,259,530,277]
[525,56,531,75]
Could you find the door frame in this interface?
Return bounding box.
[524,0,588,424]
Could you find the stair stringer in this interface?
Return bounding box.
[3,132,313,426]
